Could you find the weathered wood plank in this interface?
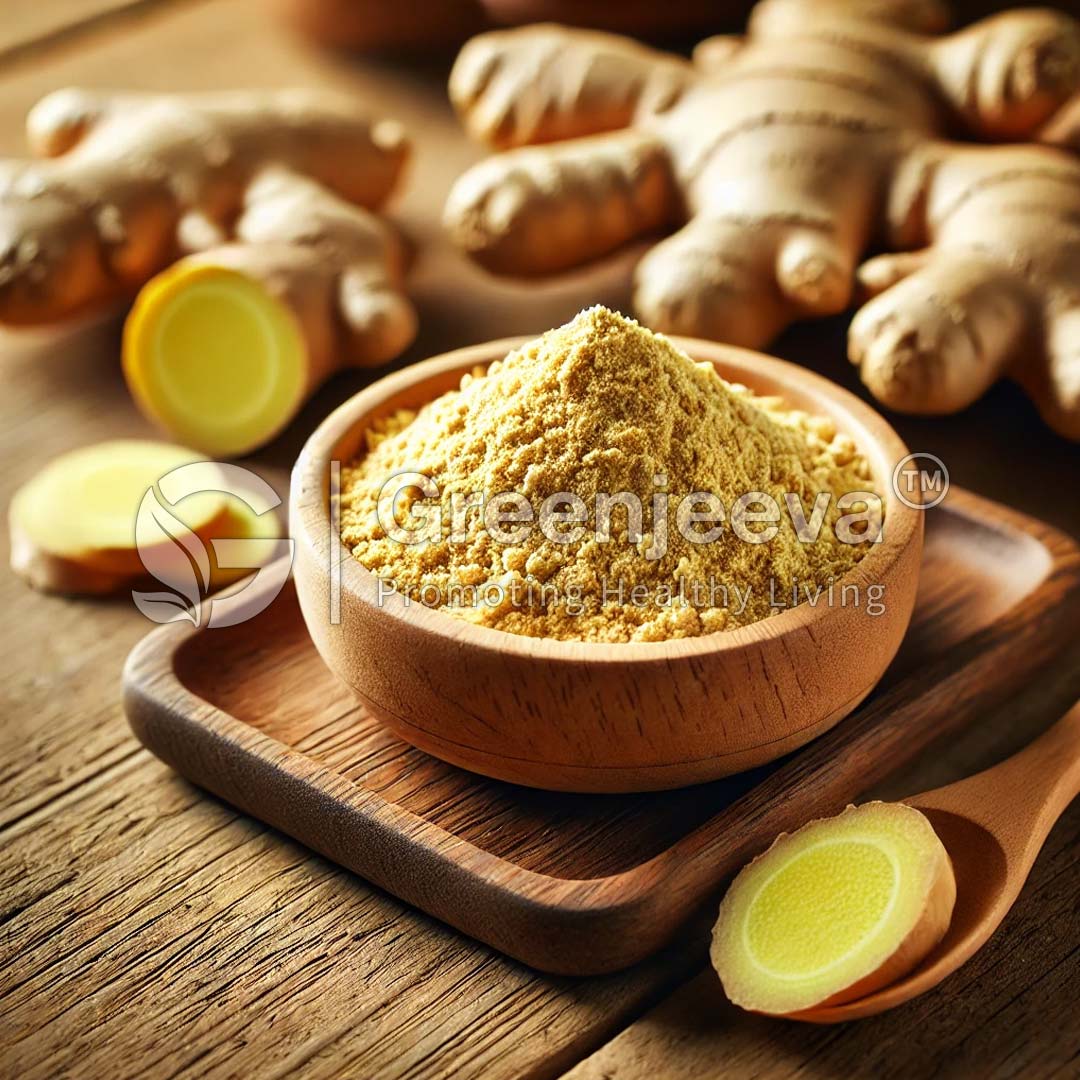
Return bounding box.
[0,0,1077,1075]
[0,751,697,1080]
[3,651,1076,1079]
[563,661,1080,1080]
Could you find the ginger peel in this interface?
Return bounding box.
[0,88,417,455]
[446,1,1080,438]
[340,307,878,643]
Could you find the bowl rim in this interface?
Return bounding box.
[291,334,920,663]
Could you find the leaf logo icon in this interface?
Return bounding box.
[132,486,210,625]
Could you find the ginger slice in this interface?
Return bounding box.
[9,440,281,597]
[123,266,308,459]
[710,802,955,1017]
[120,171,415,457]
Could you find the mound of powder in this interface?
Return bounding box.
[339,306,877,642]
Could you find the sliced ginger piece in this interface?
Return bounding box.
[123,265,308,459]
[9,439,283,597]
[711,801,955,1017]
[11,440,226,590]
[121,169,415,457]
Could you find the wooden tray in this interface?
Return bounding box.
[124,488,1080,975]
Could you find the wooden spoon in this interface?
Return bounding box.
[799,700,1080,1022]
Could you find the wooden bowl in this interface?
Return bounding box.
[290,337,923,793]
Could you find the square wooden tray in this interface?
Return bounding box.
[124,488,1080,974]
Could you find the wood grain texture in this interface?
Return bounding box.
[565,740,1080,1079]
[124,488,1080,974]
[0,750,702,1080]
[0,0,1078,1075]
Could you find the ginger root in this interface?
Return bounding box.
[850,141,1080,438]
[711,801,956,1018]
[1,89,416,455]
[446,1,1080,437]
[10,440,283,596]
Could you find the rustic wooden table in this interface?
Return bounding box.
[2,3,1079,1078]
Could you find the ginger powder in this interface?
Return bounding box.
[339,307,880,643]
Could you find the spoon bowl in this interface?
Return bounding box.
[795,700,1080,1022]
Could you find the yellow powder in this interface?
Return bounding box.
[339,307,878,643]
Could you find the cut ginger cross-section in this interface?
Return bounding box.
[710,801,956,1018]
[9,439,283,596]
[123,265,308,459]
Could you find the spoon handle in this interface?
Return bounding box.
[912,700,1080,864]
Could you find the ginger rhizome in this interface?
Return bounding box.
[711,801,956,1018]
[0,88,416,455]
[445,1,1080,438]
[9,440,283,596]
[339,307,877,643]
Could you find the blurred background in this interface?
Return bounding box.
[1,0,1077,541]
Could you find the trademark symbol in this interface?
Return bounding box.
[891,452,949,510]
